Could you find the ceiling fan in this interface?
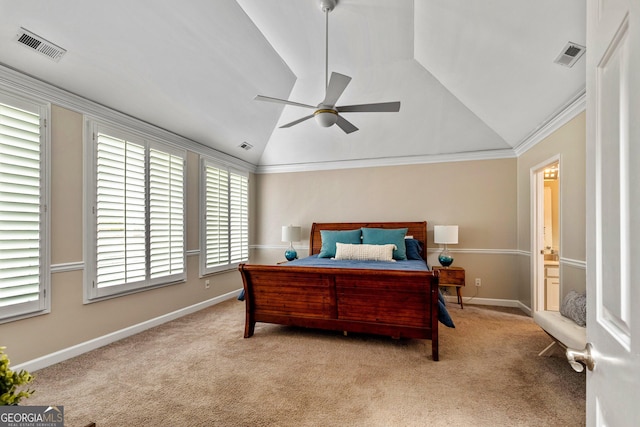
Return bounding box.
[254,0,401,134]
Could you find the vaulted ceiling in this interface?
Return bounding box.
[0,0,585,171]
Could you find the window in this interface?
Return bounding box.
[200,159,248,275]
[0,91,49,322]
[85,120,185,301]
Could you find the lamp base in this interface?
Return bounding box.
[284,246,298,261]
[438,247,454,267]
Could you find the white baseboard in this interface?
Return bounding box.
[444,295,530,314]
[14,290,241,372]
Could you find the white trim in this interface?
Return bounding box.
[251,244,310,251]
[255,149,516,174]
[561,257,587,270]
[515,251,586,270]
[0,64,254,173]
[252,245,521,256]
[51,261,84,273]
[444,296,526,310]
[514,89,586,156]
[427,248,517,255]
[13,290,240,372]
[530,155,562,313]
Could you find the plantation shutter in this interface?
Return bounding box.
[201,161,248,275]
[149,145,184,281]
[0,99,44,316]
[204,164,230,269]
[95,133,146,288]
[229,171,249,264]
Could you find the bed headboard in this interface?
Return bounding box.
[309,221,428,259]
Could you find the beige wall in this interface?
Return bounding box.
[0,105,242,365]
[0,103,585,366]
[253,159,519,300]
[516,112,587,308]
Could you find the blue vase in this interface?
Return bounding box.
[438,248,453,267]
[285,247,297,261]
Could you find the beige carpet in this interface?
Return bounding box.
[27,299,585,426]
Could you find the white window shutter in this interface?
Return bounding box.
[95,133,146,288]
[90,128,186,300]
[204,165,230,269]
[149,147,184,281]
[201,161,248,275]
[0,100,44,316]
[229,172,249,264]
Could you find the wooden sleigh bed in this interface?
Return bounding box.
[238,221,441,360]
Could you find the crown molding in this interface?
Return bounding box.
[0,63,256,173]
[255,148,516,174]
[513,88,586,156]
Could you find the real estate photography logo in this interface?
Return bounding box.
[0,405,64,427]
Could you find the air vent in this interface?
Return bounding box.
[239,142,253,151]
[15,28,66,62]
[554,42,585,68]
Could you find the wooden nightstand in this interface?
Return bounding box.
[432,266,466,308]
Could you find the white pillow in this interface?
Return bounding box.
[334,243,397,261]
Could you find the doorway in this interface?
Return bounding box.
[532,158,560,313]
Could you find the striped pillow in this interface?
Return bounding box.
[334,243,396,261]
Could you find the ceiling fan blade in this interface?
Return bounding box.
[255,95,316,110]
[279,114,315,128]
[322,72,352,107]
[337,101,401,113]
[335,115,359,134]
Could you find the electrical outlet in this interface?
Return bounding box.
[475,278,481,287]
[205,280,210,289]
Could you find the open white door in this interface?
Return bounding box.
[582,0,640,424]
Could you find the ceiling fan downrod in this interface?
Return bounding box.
[320,0,336,90]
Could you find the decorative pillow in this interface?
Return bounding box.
[560,290,587,327]
[361,227,408,260]
[334,243,396,261]
[405,238,423,260]
[318,229,362,258]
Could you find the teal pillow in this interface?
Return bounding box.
[318,229,362,258]
[361,227,408,260]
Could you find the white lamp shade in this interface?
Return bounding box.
[282,225,302,243]
[434,225,458,244]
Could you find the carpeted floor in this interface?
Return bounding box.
[27,299,585,426]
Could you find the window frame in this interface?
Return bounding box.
[84,119,186,302]
[0,89,51,323]
[199,158,249,276]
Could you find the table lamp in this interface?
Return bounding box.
[434,225,458,267]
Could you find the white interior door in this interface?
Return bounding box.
[585,0,640,424]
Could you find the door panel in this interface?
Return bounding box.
[586,0,640,424]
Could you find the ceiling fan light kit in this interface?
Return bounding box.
[254,0,400,134]
[314,109,338,127]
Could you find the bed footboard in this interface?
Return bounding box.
[238,264,440,360]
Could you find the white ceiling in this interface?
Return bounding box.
[0,0,586,170]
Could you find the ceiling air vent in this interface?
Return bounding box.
[239,142,253,151]
[15,28,66,62]
[554,42,585,68]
